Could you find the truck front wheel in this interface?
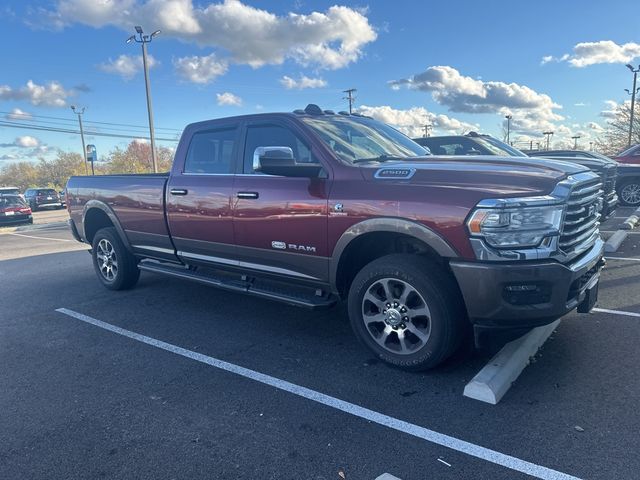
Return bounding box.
[91,227,140,290]
[347,254,465,371]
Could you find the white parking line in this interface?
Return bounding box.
[606,257,640,262]
[55,307,581,480]
[8,233,71,242]
[593,308,640,318]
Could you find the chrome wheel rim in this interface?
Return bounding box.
[621,183,640,205]
[361,277,432,355]
[96,239,118,281]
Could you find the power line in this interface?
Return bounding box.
[0,120,180,142]
[0,110,182,132]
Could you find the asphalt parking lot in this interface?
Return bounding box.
[1,212,639,480]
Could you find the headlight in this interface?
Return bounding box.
[467,204,564,248]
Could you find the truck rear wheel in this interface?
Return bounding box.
[91,227,140,290]
[347,254,465,371]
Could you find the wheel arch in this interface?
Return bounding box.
[82,200,133,252]
[330,218,459,296]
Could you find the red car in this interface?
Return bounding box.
[614,144,640,164]
[0,194,33,225]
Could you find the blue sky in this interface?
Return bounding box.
[1,0,639,162]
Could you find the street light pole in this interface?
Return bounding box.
[505,114,512,144]
[71,105,89,175]
[127,26,161,173]
[571,135,581,150]
[626,64,640,148]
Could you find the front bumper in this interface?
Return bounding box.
[450,238,605,329]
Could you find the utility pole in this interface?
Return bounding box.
[543,131,554,150]
[504,114,512,144]
[71,105,89,175]
[571,135,581,150]
[422,124,432,137]
[127,26,161,173]
[343,88,357,114]
[625,66,640,147]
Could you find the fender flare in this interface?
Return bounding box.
[82,200,133,253]
[329,217,459,288]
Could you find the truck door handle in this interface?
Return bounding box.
[170,189,188,196]
[237,191,259,199]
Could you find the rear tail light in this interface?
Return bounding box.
[21,207,32,214]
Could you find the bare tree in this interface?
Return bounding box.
[594,102,640,155]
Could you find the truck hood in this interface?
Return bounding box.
[361,155,589,197]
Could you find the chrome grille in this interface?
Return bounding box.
[559,177,602,255]
[603,164,617,197]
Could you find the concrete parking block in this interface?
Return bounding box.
[605,230,629,253]
[463,320,561,405]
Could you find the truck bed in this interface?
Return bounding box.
[67,173,176,260]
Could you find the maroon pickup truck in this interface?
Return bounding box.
[67,104,605,370]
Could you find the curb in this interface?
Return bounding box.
[463,319,561,405]
[0,221,67,235]
[620,206,640,230]
[603,207,639,252]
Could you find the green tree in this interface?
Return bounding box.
[103,141,174,174]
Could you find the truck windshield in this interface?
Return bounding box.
[473,136,527,157]
[301,116,429,163]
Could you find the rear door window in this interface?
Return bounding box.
[184,128,237,174]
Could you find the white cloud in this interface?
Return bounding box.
[280,75,327,89]
[98,54,158,80]
[574,102,589,107]
[174,53,228,84]
[0,136,41,148]
[35,0,376,70]
[0,80,72,107]
[5,108,33,120]
[15,136,40,148]
[216,92,242,106]
[0,153,18,161]
[356,105,478,138]
[543,40,640,68]
[389,65,562,135]
[600,99,623,119]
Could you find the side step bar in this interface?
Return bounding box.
[138,260,337,310]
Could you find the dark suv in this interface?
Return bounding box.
[24,188,63,211]
[414,134,618,220]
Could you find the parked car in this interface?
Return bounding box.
[614,144,640,165]
[413,135,618,220]
[0,186,24,201]
[24,188,63,211]
[0,194,33,225]
[616,165,640,206]
[413,132,527,158]
[67,105,605,370]
[527,150,618,217]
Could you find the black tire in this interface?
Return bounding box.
[347,254,466,371]
[91,227,140,290]
[617,178,640,206]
